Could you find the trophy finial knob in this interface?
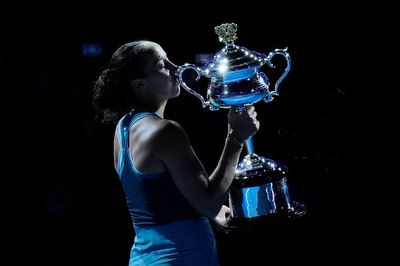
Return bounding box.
[215,23,238,45]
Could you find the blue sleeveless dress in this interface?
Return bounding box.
[115,111,219,266]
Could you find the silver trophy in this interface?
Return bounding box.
[177,23,307,232]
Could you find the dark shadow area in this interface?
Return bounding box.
[2,4,398,266]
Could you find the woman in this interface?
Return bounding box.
[92,40,259,265]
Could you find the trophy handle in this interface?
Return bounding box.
[177,63,215,110]
[264,48,291,103]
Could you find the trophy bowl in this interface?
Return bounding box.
[177,23,307,232]
[207,72,270,108]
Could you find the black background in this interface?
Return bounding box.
[2,3,398,266]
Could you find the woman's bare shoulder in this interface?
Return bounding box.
[152,119,191,152]
[156,119,188,140]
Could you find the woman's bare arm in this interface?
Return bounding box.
[157,108,258,219]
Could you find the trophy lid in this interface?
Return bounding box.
[202,23,269,83]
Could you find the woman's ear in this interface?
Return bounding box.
[130,79,145,90]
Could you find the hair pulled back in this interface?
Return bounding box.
[92,41,152,125]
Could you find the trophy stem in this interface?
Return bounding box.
[245,137,255,156]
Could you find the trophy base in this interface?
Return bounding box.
[212,201,307,233]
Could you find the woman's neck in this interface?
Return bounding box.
[133,101,167,118]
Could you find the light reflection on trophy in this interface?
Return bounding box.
[177,23,307,232]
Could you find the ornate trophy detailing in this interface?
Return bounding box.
[215,23,238,44]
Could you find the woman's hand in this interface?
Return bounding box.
[227,106,259,143]
[213,205,231,226]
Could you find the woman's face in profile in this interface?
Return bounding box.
[142,42,180,99]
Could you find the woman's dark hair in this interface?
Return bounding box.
[92,40,153,125]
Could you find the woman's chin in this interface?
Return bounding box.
[172,86,181,98]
